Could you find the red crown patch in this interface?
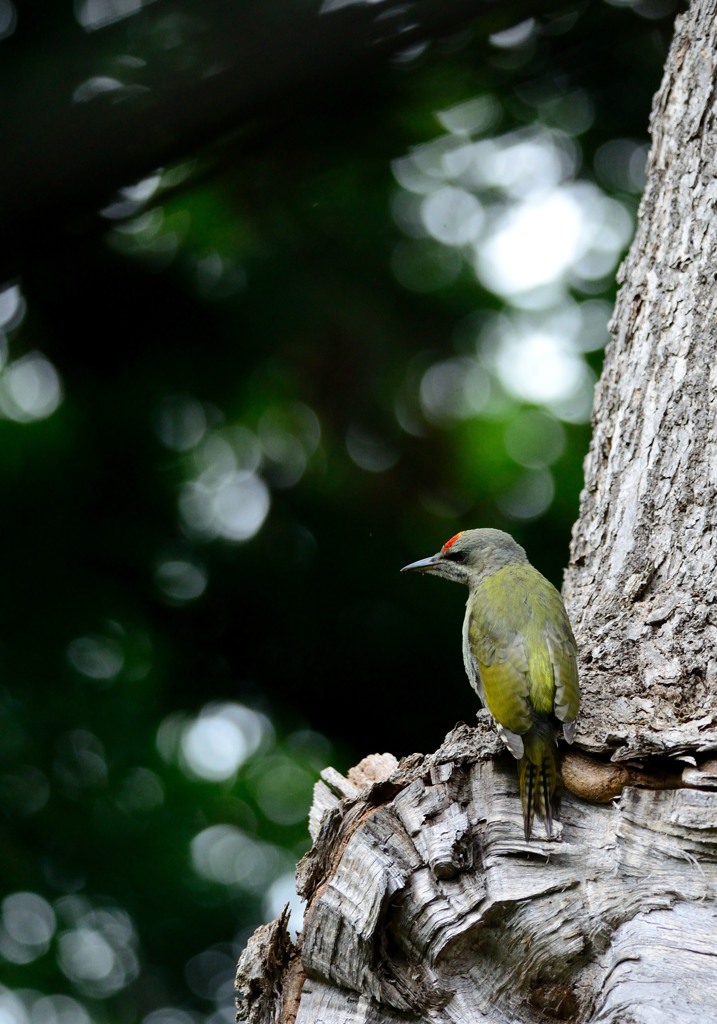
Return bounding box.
[441,532,463,553]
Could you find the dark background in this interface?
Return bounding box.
[0,2,682,1023]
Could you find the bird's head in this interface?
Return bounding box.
[401,528,528,588]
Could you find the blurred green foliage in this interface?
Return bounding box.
[0,2,683,1022]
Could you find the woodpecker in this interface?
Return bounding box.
[402,528,580,840]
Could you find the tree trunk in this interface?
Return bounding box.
[235,2,717,1021]
[562,0,717,763]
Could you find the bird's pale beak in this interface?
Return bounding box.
[400,554,439,573]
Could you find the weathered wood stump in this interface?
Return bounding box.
[236,720,717,1023]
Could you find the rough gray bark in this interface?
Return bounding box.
[562,0,717,764]
[236,2,717,1021]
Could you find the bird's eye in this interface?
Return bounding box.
[445,549,466,563]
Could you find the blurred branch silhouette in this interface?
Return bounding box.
[0,0,552,280]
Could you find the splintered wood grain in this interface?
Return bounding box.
[592,903,717,1024]
[235,906,302,1024]
[236,730,717,1023]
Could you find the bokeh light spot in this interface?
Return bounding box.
[212,473,270,540]
[75,0,146,32]
[419,357,490,424]
[143,1010,201,1024]
[30,994,92,1024]
[56,906,139,998]
[0,284,24,330]
[504,410,565,468]
[154,394,207,452]
[258,402,320,488]
[53,731,108,797]
[0,988,29,1024]
[594,138,648,193]
[115,767,165,815]
[184,947,236,1001]
[67,634,124,681]
[173,703,272,781]
[195,250,246,300]
[155,559,207,603]
[179,426,273,542]
[477,189,585,296]
[190,826,291,891]
[193,429,255,479]
[252,755,313,826]
[0,1,17,40]
[465,131,575,198]
[421,186,483,246]
[345,426,399,473]
[121,174,161,204]
[0,764,50,817]
[494,331,585,405]
[183,719,248,782]
[180,471,270,542]
[498,468,555,520]
[435,95,500,136]
[72,76,125,102]
[0,892,56,964]
[59,928,115,983]
[0,353,62,423]
[489,18,535,48]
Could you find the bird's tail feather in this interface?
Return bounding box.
[518,724,559,841]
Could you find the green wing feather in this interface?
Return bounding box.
[468,564,579,729]
[469,621,533,736]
